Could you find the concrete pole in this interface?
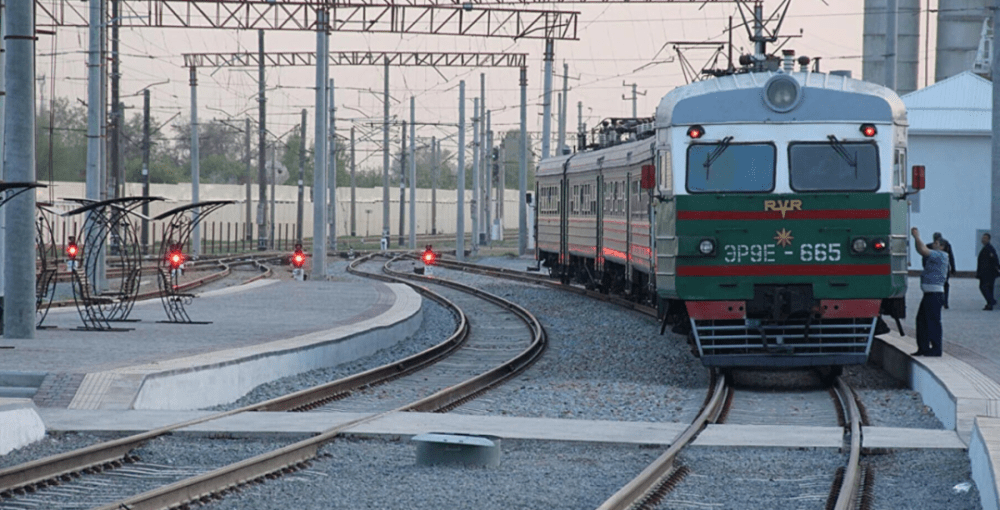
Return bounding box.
[457,81,466,261]
[884,0,898,91]
[399,121,406,247]
[245,118,252,240]
[350,126,356,237]
[557,92,563,155]
[578,101,584,150]
[519,66,528,256]
[992,0,1000,240]
[630,83,638,118]
[142,90,150,253]
[3,0,36,338]
[409,97,416,249]
[0,12,5,296]
[328,78,337,251]
[190,67,201,258]
[257,30,268,250]
[110,0,121,200]
[542,39,554,160]
[85,0,103,288]
[480,73,487,245]
[382,61,390,244]
[270,149,275,249]
[559,61,568,154]
[472,98,480,251]
[297,109,306,242]
[486,110,493,240]
[431,136,437,235]
[312,11,328,277]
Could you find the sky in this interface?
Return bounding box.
[31,0,940,172]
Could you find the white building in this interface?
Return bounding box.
[903,71,993,272]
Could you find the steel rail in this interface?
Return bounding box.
[431,255,658,317]
[0,253,457,499]
[89,252,545,510]
[596,374,728,510]
[832,377,863,510]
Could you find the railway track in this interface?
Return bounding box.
[423,256,869,510]
[0,252,546,510]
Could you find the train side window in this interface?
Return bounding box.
[659,151,673,194]
[893,148,907,194]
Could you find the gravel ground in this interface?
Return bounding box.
[206,436,660,510]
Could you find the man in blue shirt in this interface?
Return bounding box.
[912,227,948,357]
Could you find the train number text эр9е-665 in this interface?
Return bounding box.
[723,243,842,264]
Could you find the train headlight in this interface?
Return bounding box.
[699,239,715,255]
[852,238,868,253]
[762,75,801,113]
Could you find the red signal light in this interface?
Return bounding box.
[860,123,877,137]
[168,250,185,270]
[687,125,705,139]
[67,243,78,260]
[422,245,436,265]
[292,252,306,268]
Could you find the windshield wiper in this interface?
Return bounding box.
[826,135,858,177]
[703,136,734,180]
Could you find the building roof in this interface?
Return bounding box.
[902,71,992,135]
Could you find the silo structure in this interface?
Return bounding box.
[935,0,991,82]
[863,0,921,95]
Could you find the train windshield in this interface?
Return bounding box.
[686,142,775,193]
[789,141,879,191]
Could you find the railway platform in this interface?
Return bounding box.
[0,275,423,452]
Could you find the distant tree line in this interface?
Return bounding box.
[33,97,535,193]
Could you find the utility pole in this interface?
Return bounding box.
[312,10,329,277]
[257,29,268,250]
[518,66,528,256]
[472,98,480,251]
[245,118,252,240]
[190,67,201,257]
[297,109,306,242]
[350,126,357,237]
[992,0,1000,241]
[382,61,391,247]
[409,97,416,249]
[141,90,151,253]
[541,39,554,160]
[431,136,438,235]
[622,81,645,118]
[884,0,898,91]
[329,78,337,251]
[399,120,406,247]
[457,81,466,261]
[558,61,568,155]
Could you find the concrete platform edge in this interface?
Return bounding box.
[70,284,423,411]
[0,399,45,455]
[873,332,1000,510]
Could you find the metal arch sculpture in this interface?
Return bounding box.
[35,203,60,328]
[154,200,234,324]
[64,196,164,331]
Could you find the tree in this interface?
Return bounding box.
[35,97,88,182]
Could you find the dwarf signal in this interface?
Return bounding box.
[291,243,307,281]
[422,245,436,265]
[167,247,185,270]
[67,236,79,271]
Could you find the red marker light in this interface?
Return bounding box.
[168,251,185,270]
[872,240,887,251]
[687,125,705,139]
[860,123,877,137]
[67,244,78,260]
[422,245,436,265]
[292,252,306,268]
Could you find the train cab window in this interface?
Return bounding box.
[789,141,879,192]
[686,142,776,193]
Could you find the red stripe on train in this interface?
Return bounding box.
[677,209,889,221]
[677,264,890,277]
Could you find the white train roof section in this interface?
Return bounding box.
[656,71,907,127]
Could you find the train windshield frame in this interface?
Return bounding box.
[788,140,880,192]
[685,142,776,193]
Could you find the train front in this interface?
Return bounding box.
[653,71,912,369]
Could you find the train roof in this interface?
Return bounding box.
[655,71,907,127]
[536,137,655,178]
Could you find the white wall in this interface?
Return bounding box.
[36,182,524,246]
[908,133,992,272]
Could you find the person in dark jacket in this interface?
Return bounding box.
[933,232,957,308]
[977,233,1000,311]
